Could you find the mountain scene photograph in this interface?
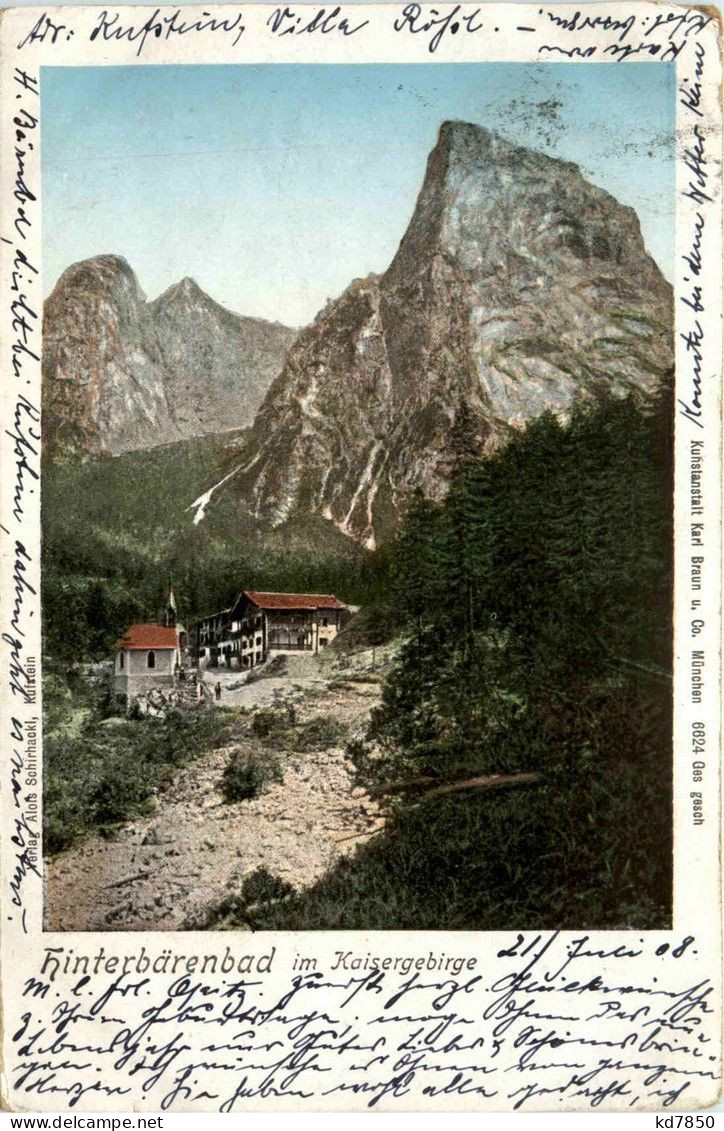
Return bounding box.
[41,62,675,932]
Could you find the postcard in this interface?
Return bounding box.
[1,1,721,1113]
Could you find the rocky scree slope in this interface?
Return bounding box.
[224,121,673,549]
[43,256,296,461]
[45,665,386,932]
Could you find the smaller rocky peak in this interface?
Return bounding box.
[179,275,202,295]
[48,254,145,306]
[150,276,220,322]
[310,273,379,326]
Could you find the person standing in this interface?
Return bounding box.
[215,681,222,701]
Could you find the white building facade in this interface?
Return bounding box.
[114,624,181,700]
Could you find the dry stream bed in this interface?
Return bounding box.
[45,659,387,931]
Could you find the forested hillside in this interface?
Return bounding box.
[42,434,392,664]
[248,387,673,929]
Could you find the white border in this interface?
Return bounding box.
[1,4,721,1113]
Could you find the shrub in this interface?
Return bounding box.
[346,737,374,778]
[294,715,347,751]
[250,708,288,740]
[221,748,283,802]
[194,867,295,929]
[241,867,294,907]
[91,750,156,826]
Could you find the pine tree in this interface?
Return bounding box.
[440,400,484,662]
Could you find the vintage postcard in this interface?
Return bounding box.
[1,1,721,1113]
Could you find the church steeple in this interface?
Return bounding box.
[165,589,177,628]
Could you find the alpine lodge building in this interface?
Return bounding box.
[195,590,353,670]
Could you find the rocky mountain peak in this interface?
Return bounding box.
[223,122,673,548]
[50,254,146,318]
[55,252,139,289]
[387,119,652,288]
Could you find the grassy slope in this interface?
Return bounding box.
[43,430,367,573]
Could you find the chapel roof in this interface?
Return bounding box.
[116,624,179,650]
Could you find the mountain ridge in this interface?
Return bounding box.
[42,255,296,461]
[43,121,673,552]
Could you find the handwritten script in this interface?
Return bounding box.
[10,933,719,1110]
[2,65,41,936]
[677,40,711,432]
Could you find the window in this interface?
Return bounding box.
[321,617,328,627]
[147,651,156,669]
[256,635,262,646]
[119,652,125,670]
[319,637,328,648]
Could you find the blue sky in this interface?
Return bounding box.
[42,62,674,326]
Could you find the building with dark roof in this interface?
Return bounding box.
[196,590,352,670]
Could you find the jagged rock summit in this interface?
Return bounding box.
[227,121,673,547]
[43,256,296,461]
